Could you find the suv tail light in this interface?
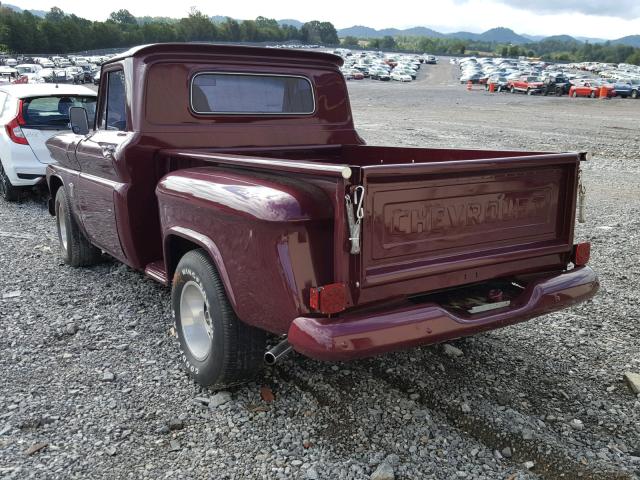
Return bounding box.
[573,242,591,266]
[5,100,28,145]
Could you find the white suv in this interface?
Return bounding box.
[0,84,96,201]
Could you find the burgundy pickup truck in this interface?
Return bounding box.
[46,44,598,388]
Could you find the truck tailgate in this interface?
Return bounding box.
[358,154,579,299]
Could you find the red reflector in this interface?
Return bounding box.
[309,287,319,310]
[573,242,591,266]
[309,283,347,315]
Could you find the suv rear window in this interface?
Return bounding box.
[22,95,96,129]
[190,73,314,115]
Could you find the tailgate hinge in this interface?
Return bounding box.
[345,186,365,254]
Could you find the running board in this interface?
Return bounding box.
[144,260,168,285]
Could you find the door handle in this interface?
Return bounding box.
[101,145,116,157]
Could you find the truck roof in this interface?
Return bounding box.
[0,83,97,98]
[105,43,344,67]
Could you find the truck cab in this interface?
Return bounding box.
[46,44,598,388]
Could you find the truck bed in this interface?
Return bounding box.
[159,145,584,310]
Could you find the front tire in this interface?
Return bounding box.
[172,249,266,388]
[55,187,101,267]
[0,161,20,202]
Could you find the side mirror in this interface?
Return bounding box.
[69,106,89,135]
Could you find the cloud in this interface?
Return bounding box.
[454,0,640,19]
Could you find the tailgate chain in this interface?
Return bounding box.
[345,186,365,254]
[578,169,586,223]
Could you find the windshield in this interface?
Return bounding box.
[22,95,97,130]
[17,66,34,74]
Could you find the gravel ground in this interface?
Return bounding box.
[1,60,639,480]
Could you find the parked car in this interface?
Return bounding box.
[395,66,417,80]
[0,67,19,84]
[65,67,86,84]
[391,71,412,82]
[611,80,640,98]
[45,44,597,388]
[0,84,97,200]
[369,68,390,81]
[460,72,482,84]
[39,68,74,83]
[509,76,544,95]
[81,66,95,83]
[16,64,42,75]
[631,80,640,99]
[19,73,45,84]
[485,74,509,92]
[541,74,571,96]
[569,82,615,98]
[93,70,101,85]
[343,68,364,80]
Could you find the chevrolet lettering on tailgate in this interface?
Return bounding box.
[389,189,552,236]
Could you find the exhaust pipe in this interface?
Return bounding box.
[264,339,293,366]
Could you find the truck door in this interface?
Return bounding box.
[74,68,128,260]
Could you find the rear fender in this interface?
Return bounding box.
[164,227,236,309]
[157,166,335,334]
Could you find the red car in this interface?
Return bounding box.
[569,82,615,98]
[508,76,545,95]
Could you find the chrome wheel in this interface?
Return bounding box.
[180,280,213,361]
[57,201,68,253]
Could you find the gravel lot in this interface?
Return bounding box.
[1,60,639,480]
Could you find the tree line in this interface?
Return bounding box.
[340,35,640,66]
[2,5,637,66]
[0,7,340,54]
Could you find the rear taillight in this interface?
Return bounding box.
[309,283,347,315]
[5,100,28,145]
[573,242,591,266]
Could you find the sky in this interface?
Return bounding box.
[12,0,640,39]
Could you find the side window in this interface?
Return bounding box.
[99,70,127,131]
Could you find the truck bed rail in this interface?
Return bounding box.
[159,149,354,180]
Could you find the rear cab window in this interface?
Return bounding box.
[190,73,314,115]
[22,95,96,129]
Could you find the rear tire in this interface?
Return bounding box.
[172,249,267,388]
[55,187,101,267]
[0,161,20,202]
